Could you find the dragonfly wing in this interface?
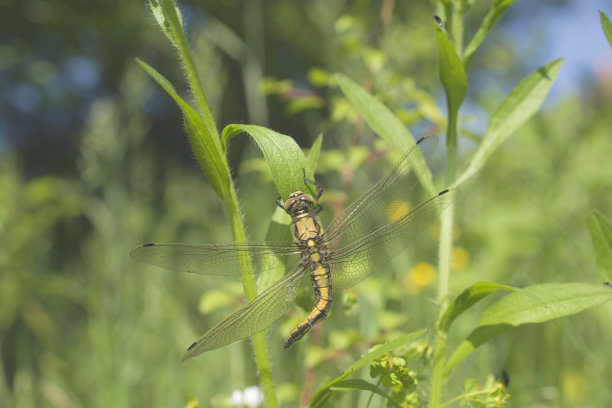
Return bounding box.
[130,241,299,276]
[328,189,459,291]
[324,136,438,246]
[181,265,307,360]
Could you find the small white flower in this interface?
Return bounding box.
[230,386,263,407]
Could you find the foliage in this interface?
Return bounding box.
[2,1,612,408]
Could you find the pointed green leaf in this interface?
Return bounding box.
[222,124,312,200]
[433,20,467,119]
[307,134,323,174]
[440,281,518,332]
[148,0,183,46]
[445,283,612,375]
[335,73,415,152]
[136,58,230,199]
[600,11,612,49]
[463,0,516,69]
[589,210,612,282]
[334,73,435,196]
[310,329,426,407]
[330,379,400,408]
[455,59,563,187]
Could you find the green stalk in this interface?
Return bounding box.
[428,206,455,408]
[430,2,465,404]
[225,189,278,407]
[445,110,458,184]
[161,0,221,145]
[158,1,278,405]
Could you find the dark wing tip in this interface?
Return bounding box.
[180,342,199,363]
[439,187,461,197]
[142,243,155,247]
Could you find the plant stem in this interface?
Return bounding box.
[161,0,221,145]
[431,2,463,404]
[446,110,459,184]
[159,1,278,405]
[428,206,455,407]
[225,192,278,407]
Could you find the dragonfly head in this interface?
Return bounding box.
[283,191,315,216]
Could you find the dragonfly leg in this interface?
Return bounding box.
[302,169,323,202]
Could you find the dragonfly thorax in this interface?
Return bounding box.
[283,191,315,216]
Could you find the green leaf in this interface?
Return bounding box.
[334,73,436,196]
[330,379,400,408]
[136,58,230,199]
[600,11,612,49]
[433,18,467,182]
[222,124,312,200]
[439,281,518,332]
[307,134,323,174]
[433,21,467,120]
[463,0,516,69]
[148,0,183,46]
[334,73,415,150]
[310,329,426,407]
[455,59,563,187]
[445,283,612,375]
[589,210,612,282]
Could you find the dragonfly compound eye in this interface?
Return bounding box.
[285,192,315,215]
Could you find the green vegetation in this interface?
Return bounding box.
[2,1,612,407]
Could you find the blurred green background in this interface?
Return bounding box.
[2,0,612,407]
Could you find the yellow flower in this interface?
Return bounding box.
[184,398,200,408]
[450,247,470,270]
[386,200,412,222]
[403,262,436,293]
[561,371,587,404]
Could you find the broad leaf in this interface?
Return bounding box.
[455,59,563,187]
[222,124,313,200]
[445,283,612,375]
[588,210,612,282]
[440,281,517,332]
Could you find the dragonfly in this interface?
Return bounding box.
[130,135,459,361]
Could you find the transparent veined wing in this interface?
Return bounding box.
[328,189,459,290]
[130,241,300,276]
[324,135,438,247]
[181,264,308,360]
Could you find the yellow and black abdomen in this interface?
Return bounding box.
[283,213,332,349]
